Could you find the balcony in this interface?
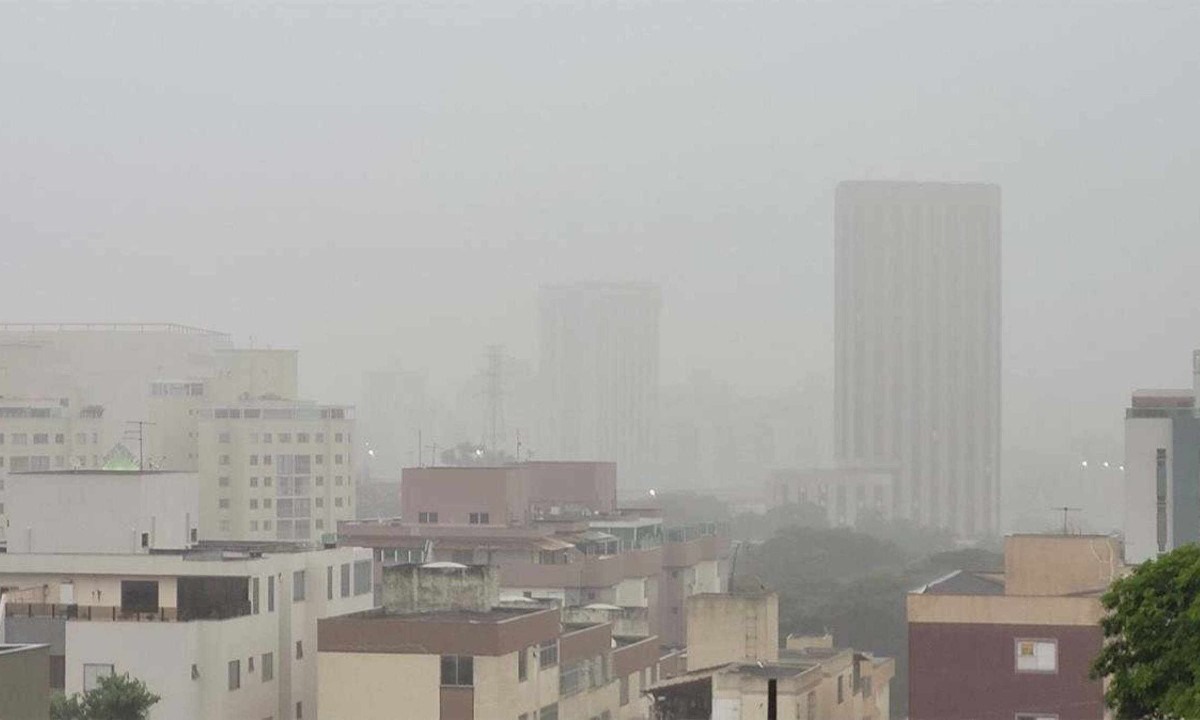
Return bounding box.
[4,600,251,623]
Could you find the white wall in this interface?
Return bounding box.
[1125,417,1172,563]
[5,471,199,554]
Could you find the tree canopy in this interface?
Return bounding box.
[1092,544,1200,718]
[51,673,160,720]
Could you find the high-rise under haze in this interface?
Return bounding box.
[538,282,661,486]
[834,181,1001,537]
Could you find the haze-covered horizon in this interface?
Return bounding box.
[3,1,1199,530]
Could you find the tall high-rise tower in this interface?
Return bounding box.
[834,181,1001,537]
[538,282,661,485]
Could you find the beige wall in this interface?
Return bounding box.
[318,652,439,720]
[0,644,49,720]
[907,593,1104,626]
[686,593,778,670]
[474,650,559,720]
[1004,535,1123,596]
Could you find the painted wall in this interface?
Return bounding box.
[1124,415,1171,563]
[318,652,440,720]
[0,644,49,720]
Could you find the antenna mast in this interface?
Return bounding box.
[1050,506,1082,535]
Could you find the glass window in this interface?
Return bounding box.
[538,704,558,720]
[327,566,334,600]
[518,646,529,682]
[268,576,275,612]
[293,570,306,602]
[440,655,474,686]
[340,563,351,597]
[83,663,114,692]
[296,640,304,660]
[1016,639,1057,673]
[354,560,372,595]
[262,652,274,682]
[539,639,558,669]
[218,498,230,509]
[228,659,241,690]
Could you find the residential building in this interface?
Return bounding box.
[0,643,50,720]
[907,534,1122,720]
[0,323,230,448]
[340,463,729,644]
[834,181,1001,537]
[0,468,375,720]
[318,562,659,720]
[539,282,661,487]
[765,465,895,528]
[1123,351,1200,563]
[196,398,356,544]
[648,584,892,719]
[0,397,106,543]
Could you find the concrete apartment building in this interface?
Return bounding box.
[0,396,106,544]
[539,282,661,488]
[319,563,660,720]
[834,181,1001,537]
[1123,350,1200,563]
[143,349,357,545]
[907,534,1122,720]
[765,465,895,528]
[0,469,374,720]
[0,323,231,448]
[0,643,50,720]
[339,462,729,646]
[648,587,893,720]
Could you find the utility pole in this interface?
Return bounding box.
[1051,506,1082,535]
[124,421,156,471]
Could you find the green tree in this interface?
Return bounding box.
[50,673,160,720]
[1092,544,1200,718]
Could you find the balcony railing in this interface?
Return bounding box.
[4,602,252,623]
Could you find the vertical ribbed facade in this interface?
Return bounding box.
[538,282,661,486]
[834,181,1001,537]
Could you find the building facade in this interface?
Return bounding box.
[0,643,50,720]
[766,466,895,528]
[539,283,661,488]
[834,181,1001,537]
[1123,351,1200,563]
[907,534,1120,720]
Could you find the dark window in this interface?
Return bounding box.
[228,660,240,691]
[120,580,159,614]
[267,576,275,612]
[469,512,490,525]
[293,570,306,602]
[538,704,558,720]
[440,655,474,686]
[296,640,304,660]
[418,511,438,524]
[837,674,844,703]
[340,563,351,598]
[252,577,260,614]
[140,532,150,549]
[296,701,303,719]
[539,639,558,669]
[354,560,371,595]
[518,646,528,682]
[327,566,334,600]
[1157,448,1169,552]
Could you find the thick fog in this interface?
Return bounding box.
[2,2,1198,530]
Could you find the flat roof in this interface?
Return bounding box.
[9,470,195,476]
[347,605,547,623]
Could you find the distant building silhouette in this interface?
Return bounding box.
[834,181,1001,537]
[538,282,661,487]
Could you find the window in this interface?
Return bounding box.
[354,560,372,595]
[250,499,258,510]
[219,476,231,487]
[218,498,230,509]
[252,577,260,614]
[33,433,48,445]
[315,519,324,529]
[297,433,309,443]
[218,432,231,444]
[228,659,241,690]
[141,532,150,548]
[315,497,324,508]
[469,512,490,525]
[316,455,325,466]
[1157,448,1169,552]
[316,433,325,443]
[1016,639,1057,673]
[268,576,275,612]
[538,704,558,720]
[296,701,303,719]
[83,664,114,692]
[264,476,273,487]
[293,570,306,602]
[262,652,274,682]
[539,639,558,669]
[279,433,291,443]
[250,477,259,487]
[440,655,474,686]
[248,655,255,673]
[250,521,259,531]
[327,566,334,600]
[335,475,343,485]
[219,455,231,466]
[837,674,844,703]
[335,454,344,465]
[517,646,530,681]
[418,512,438,524]
[335,497,344,508]
[295,640,304,660]
[806,692,817,720]
[263,520,272,530]
[250,455,259,466]
[316,476,324,486]
[264,498,273,508]
[335,433,344,443]
[220,519,232,531]
[12,433,26,445]
[340,563,351,597]
[55,433,65,444]
[263,433,273,443]
[264,454,273,465]
[619,675,629,705]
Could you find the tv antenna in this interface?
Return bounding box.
[1051,506,1082,535]
[124,421,156,471]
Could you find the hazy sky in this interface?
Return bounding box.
[3,2,1199,524]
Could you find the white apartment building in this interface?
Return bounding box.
[198,400,356,544]
[0,468,374,720]
[0,398,106,544]
[834,181,1001,537]
[539,282,661,487]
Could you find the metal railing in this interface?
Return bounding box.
[5,602,252,622]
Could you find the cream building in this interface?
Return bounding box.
[0,397,105,543]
